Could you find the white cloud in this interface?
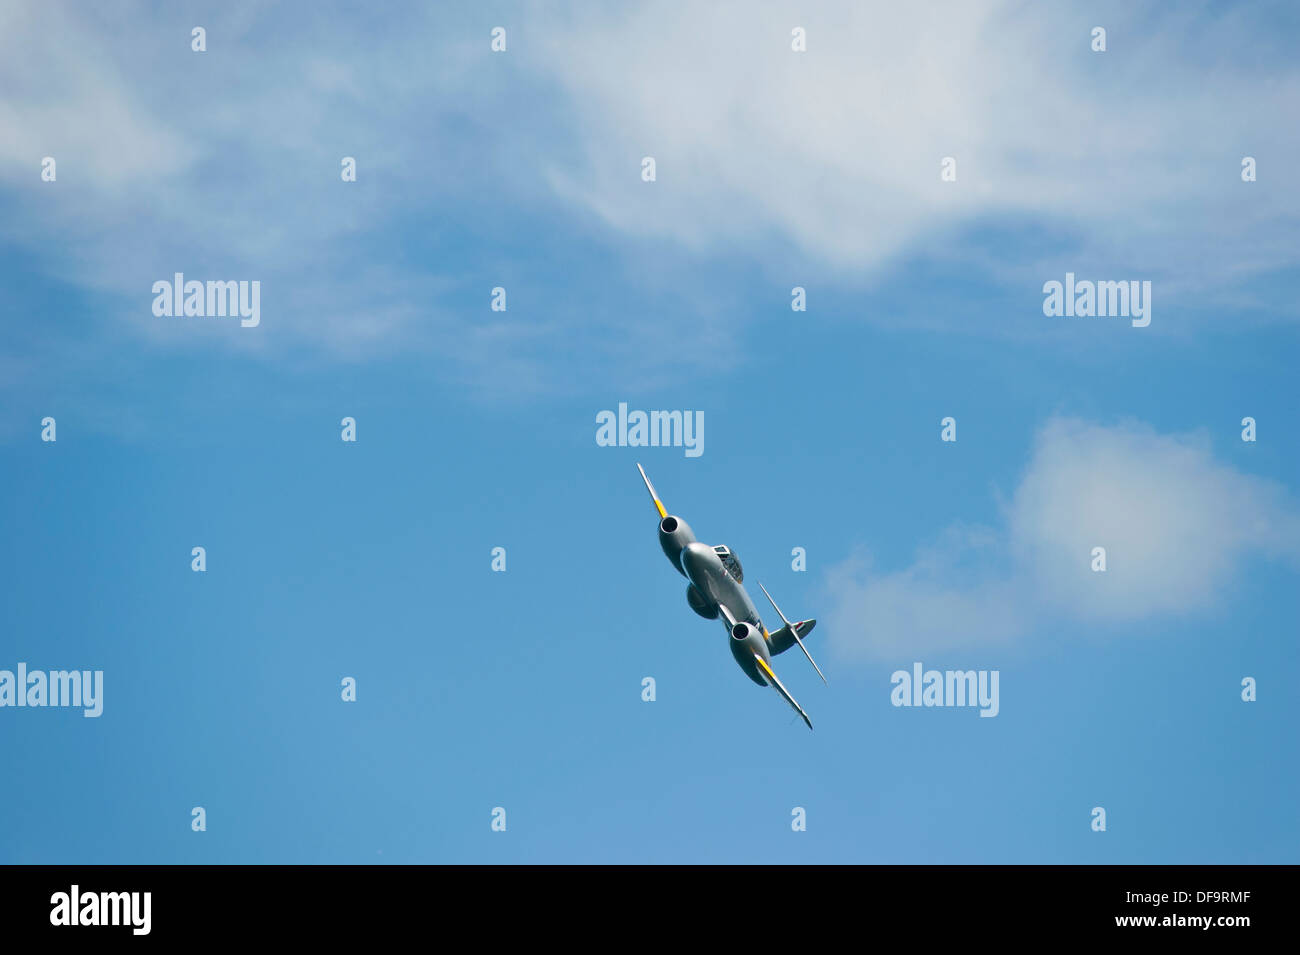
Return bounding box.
[824,529,1029,658]
[1009,418,1300,618]
[538,1,1300,292]
[1,0,1296,400]
[0,2,509,359]
[0,1,751,396]
[0,2,195,187]
[824,417,1300,660]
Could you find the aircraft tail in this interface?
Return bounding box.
[769,619,816,656]
[758,582,826,685]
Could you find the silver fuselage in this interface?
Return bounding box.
[671,538,772,686]
[680,541,765,637]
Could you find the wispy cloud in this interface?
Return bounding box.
[540,1,1300,298]
[0,0,763,401]
[0,2,527,362]
[823,417,1300,659]
[1,0,1297,407]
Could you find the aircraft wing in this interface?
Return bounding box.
[754,655,813,730]
[636,463,667,519]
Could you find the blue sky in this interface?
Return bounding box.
[1,1,1297,863]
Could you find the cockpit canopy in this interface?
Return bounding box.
[713,545,743,582]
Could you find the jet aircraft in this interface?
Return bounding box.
[637,463,825,729]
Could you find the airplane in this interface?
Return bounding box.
[636,463,826,730]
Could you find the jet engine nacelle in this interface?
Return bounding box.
[658,515,697,576]
[729,621,770,687]
[687,583,718,619]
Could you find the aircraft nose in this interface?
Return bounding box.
[680,542,714,582]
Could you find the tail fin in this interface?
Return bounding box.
[758,582,826,685]
[769,618,816,656]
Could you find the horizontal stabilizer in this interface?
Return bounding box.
[757,582,826,685]
[768,619,816,656]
